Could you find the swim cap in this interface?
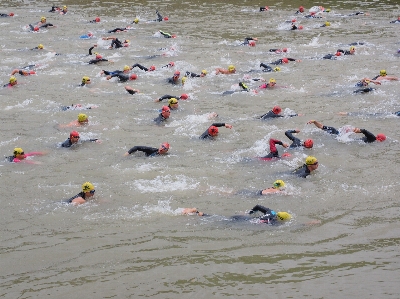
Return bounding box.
[274,67,281,72]
[164,16,169,21]
[161,142,170,149]
[161,106,170,112]
[325,8,331,12]
[63,6,67,9]
[325,21,330,26]
[181,76,187,84]
[228,65,235,72]
[29,70,36,75]
[34,26,39,31]
[38,44,44,49]
[380,69,387,76]
[249,41,256,47]
[277,212,292,221]
[282,48,288,52]
[95,17,100,22]
[171,34,177,38]
[180,94,189,100]
[41,16,46,21]
[273,180,286,190]
[298,25,303,29]
[376,133,386,142]
[350,46,356,51]
[9,12,14,16]
[174,70,180,76]
[168,98,178,105]
[269,78,276,84]
[9,76,17,83]
[13,147,24,156]
[201,70,207,75]
[292,19,296,23]
[169,62,175,66]
[82,76,90,83]
[299,6,304,12]
[96,54,102,59]
[305,156,318,165]
[78,113,88,122]
[70,131,80,138]
[208,126,219,136]
[282,58,289,63]
[272,105,281,114]
[149,65,156,71]
[88,32,93,37]
[123,65,130,71]
[133,18,139,24]
[335,52,341,56]
[304,139,314,148]
[82,182,95,192]
[129,74,138,80]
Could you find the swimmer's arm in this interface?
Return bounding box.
[71,197,86,205]
[307,120,324,129]
[355,128,376,143]
[155,95,174,102]
[284,129,299,141]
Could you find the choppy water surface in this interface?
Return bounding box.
[1,0,400,298]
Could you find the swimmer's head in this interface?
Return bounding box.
[129,74,138,80]
[38,44,44,49]
[173,70,180,78]
[88,32,93,37]
[133,18,139,24]
[181,76,187,84]
[9,12,14,16]
[304,139,314,148]
[13,147,24,157]
[380,69,387,76]
[168,98,178,105]
[274,67,281,72]
[82,76,91,84]
[228,65,236,72]
[325,8,331,12]
[277,212,292,221]
[306,156,318,165]
[282,58,289,63]
[310,12,316,16]
[123,65,130,71]
[376,133,386,142]
[201,70,207,76]
[164,16,169,21]
[95,17,100,22]
[9,76,17,85]
[298,25,303,29]
[272,105,281,114]
[149,65,156,71]
[70,131,80,138]
[82,182,95,193]
[41,16,46,22]
[169,62,175,67]
[269,78,276,85]
[208,126,219,137]
[29,70,36,75]
[180,94,189,100]
[299,6,305,13]
[273,180,286,190]
[63,6,67,10]
[325,21,330,26]
[291,19,296,23]
[282,48,288,52]
[124,39,130,44]
[159,142,170,153]
[249,41,256,47]
[171,34,177,38]
[78,113,88,123]
[350,46,356,53]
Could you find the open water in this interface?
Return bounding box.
[1,0,400,298]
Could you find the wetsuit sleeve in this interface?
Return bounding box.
[61,139,72,148]
[250,205,271,215]
[128,146,158,156]
[259,111,283,119]
[89,46,95,55]
[394,111,400,116]
[154,114,166,125]
[158,95,174,101]
[359,129,376,143]
[287,58,296,61]
[285,130,301,147]
[210,123,226,127]
[337,49,344,53]
[269,138,283,153]
[322,125,339,135]
[110,73,129,82]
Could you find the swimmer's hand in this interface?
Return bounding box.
[225,124,233,129]
[282,143,289,148]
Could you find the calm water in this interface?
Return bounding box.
[1,0,400,298]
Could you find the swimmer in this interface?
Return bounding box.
[258,180,286,195]
[215,65,236,75]
[124,86,140,95]
[35,16,55,29]
[154,10,165,22]
[258,63,281,73]
[30,44,44,50]
[6,147,46,164]
[131,18,139,24]
[371,69,399,81]
[0,12,14,17]
[290,23,304,30]
[185,70,207,77]
[295,6,305,14]
[89,17,101,23]
[10,69,36,76]
[320,21,331,27]
[284,129,314,148]
[106,73,137,82]
[270,57,301,65]
[268,48,288,53]
[80,76,91,86]
[166,98,179,110]
[246,205,292,224]
[102,36,129,48]
[3,76,17,88]
[260,138,289,159]
[131,63,156,72]
[304,12,322,18]
[390,16,400,23]
[259,6,269,12]
[80,32,93,39]
[107,27,131,33]
[323,46,356,59]
[59,113,90,128]
[49,6,60,12]
[61,103,98,111]
[159,30,176,38]
[307,120,386,143]
[199,123,233,139]
[124,142,170,157]
[101,65,130,76]
[154,106,171,124]
[258,78,278,89]
[241,37,258,46]
[155,94,189,102]
[292,156,319,178]
[353,78,380,93]
[88,54,110,64]
[65,182,96,205]
[179,208,205,216]
[60,6,67,15]
[88,44,97,55]
[168,71,181,84]
[61,131,101,148]
[258,105,298,119]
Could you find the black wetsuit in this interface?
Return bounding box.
[160,30,172,38]
[49,6,60,12]
[155,10,163,22]
[110,38,124,48]
[271,58,296,65]
[241,37,256,45]
[40,23,54,28]
[324,49,353,59]
[337,49,352,55]
[88,58,108,64]
[65,192,86,204]
[258,110,284,120]
[354,87,375,93]
[248,205,279,224]
[131,63,150,71]
[0,13,12,17]
[108,28,127,33]
[167,77,179,84]
[285,130,303,148]
[61,105,92,111]
[88,46,96,55]
[61,138,98,148]
[305,14,322,18]
[259,7,268,12]
[292,164,311,178]
[321,125,339,135]
[154,113,168,125]
[199,123,227,139]
[259,63,273,72]
[127,146,160,156]
[126,89,139,95]
[108,73,130,82]
[394,111,400,116]
[103,70,123,76]
[185,71,201,78]
[158,95,179,101]
[390,19,400,23]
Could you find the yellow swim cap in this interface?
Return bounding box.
[269,78,276,84]
[134,18,139,24]
[13,147,24,156]
[78,113,88,122]
[125,39,130,43]
[325,21,330,26]
[325,8,331,12]
[274,67,280,72]
[350,46,356,51]
[82,182,95,192]
[168,98,178,105]
[273,180,286,190]
[9,76,17,83]
[277,212,292,221]
[38,44,44,49]
[82,76,90,84]
[306,156,318,165]
[63,5,67,9]
[181,76,187,84]
[201,69,207,75]
[380,69,387,76]
[228,65,235,72]
[41,16,46,21]
[123,65,130,71]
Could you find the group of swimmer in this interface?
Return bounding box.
[2,4,399,226]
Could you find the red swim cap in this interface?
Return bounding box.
[164,16,169,21]
[169,62,175,66]
[130,74,138,80]
[298,25,303,30]
[161,142,170,149]
[95,17,100,22]
[9,12,14,16]
[96,54,102,59]
[174,70,180,76]
[282,58,289,63]
[29,70,36,75]
[180,94,189,100]
[304,139,314,148]
[34,26,39,31]
[208,126,219,136]
[272,106,282,114]
[249,41,256,47]
[335,52,341,56]
[282,48,288,52]
[171,34,177,38]
[149,65,156,71]
[162,106,170,112]
[292,19,296,23]
[376,133,386,142]
[70,131,80,138]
